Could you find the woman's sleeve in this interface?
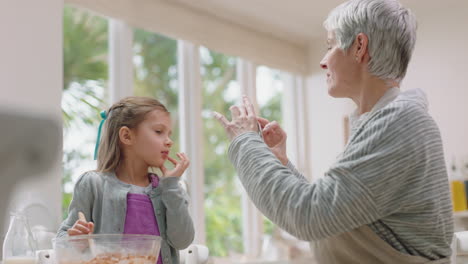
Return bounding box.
[286,160,309,183]
[228,106,421,241]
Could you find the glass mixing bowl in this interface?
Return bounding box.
[53,234,161,264]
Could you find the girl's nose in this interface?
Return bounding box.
[166,138,173,148]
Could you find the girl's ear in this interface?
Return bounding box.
[119,126,133,146]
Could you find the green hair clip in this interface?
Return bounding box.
[93,110,107,160]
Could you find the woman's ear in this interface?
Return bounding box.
[354,33,369,63]
[119,126,133,146]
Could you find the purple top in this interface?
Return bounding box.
[123,174,162,264]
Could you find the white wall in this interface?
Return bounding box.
[304,40,351,179]
[0,0,63,242]
[305,0,468,179]
[305,73,352,179]
[403,0,468,168]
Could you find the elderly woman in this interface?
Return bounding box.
[214,0,453,263]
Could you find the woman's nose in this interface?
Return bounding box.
[320,55,328,69]
[320,60,328,70]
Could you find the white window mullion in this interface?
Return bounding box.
[294,76,311,179]
[237,59,257,103]
[282,74,311,180]
[237,58,264,258]
[177,40,206,245]
[109,19,133,103]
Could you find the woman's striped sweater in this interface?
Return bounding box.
[228,88,453,260]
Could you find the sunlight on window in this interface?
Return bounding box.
[200,47,243,257]
[256,65,284,238]
[256,66,284,123]
[133,29,180,155]
[62,5,108,219]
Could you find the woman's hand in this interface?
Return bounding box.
[67,217,94,236]
[159,153,190,177]
[214,95,259,141]
[258,117,288,165]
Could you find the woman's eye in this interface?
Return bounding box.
[155,130,162,134]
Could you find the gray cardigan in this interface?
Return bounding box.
[57,171,195,264]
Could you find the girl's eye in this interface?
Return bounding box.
[155,130,162,134]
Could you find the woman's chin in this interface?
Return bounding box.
[328,87,340,98]
[328,86,346,98]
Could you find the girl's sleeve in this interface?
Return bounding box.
[56,172,94,237]
[160,177,195,249]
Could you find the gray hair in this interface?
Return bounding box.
[323,0,417,83]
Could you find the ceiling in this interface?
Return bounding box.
[168,0,346,46]
[167,0,451,47]
[72,0,458,74]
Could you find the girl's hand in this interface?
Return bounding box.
[257,117,288,165]
[67,216,94,236]
[159,153,190,177]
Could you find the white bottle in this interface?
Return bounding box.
[2,212,37,264]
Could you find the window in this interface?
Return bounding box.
[62,5,108,219]
[133,28,180,155]
[62,8,305,261]
[256,66,284,126]
[200,47,243,257]
[256,65,285,239]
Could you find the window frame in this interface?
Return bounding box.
[107,18,311,259]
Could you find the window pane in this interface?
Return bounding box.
[256,66,284,124]
[62,5,108,219]
[201,47,242,257]
[256,65,284,238]
[133,29,180,154]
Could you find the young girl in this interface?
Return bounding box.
[57,96,194,264]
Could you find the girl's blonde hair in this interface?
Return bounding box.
[97,96,168,172]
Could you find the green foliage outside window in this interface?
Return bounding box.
[62,6,282,257]
[62,6,108,219]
